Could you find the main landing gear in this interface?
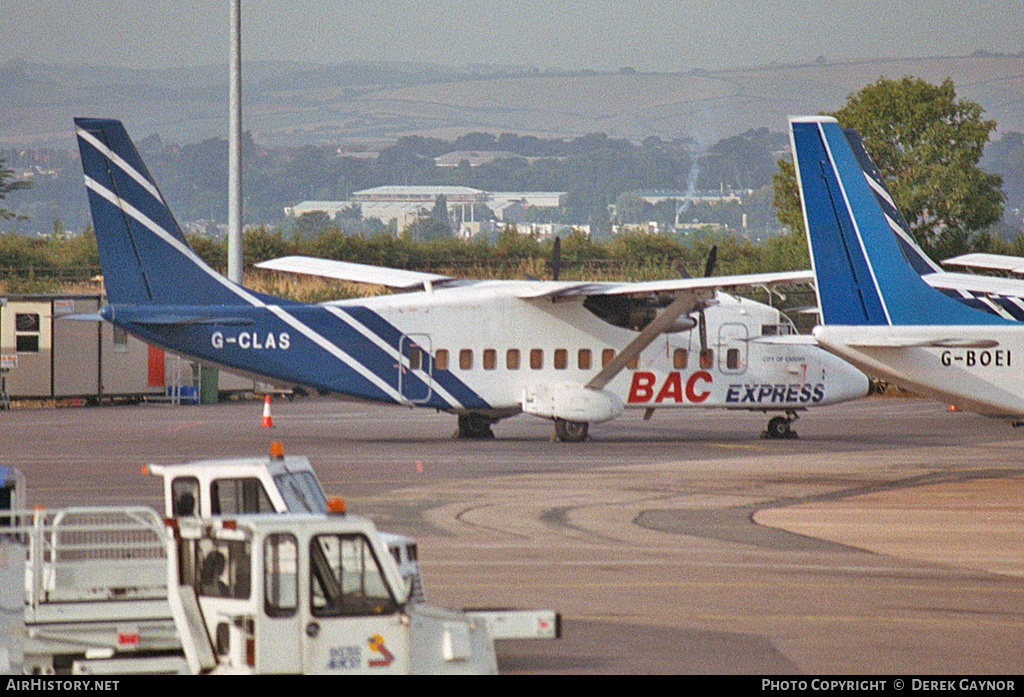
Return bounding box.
[763,412,799,440]
[456,413,497,439]
[554,418,589,443]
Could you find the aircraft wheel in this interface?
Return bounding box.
[457,413,496,439]
[554,418,588,442]
[765,415,797,440]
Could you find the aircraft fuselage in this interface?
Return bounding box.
[106,289,869,419]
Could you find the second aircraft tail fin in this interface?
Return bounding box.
[789,115,1003,327]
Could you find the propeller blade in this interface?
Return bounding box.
[550,236,562,280]
[703,245,718,278]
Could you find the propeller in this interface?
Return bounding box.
[548,236,562,281]
[697,245,717,367]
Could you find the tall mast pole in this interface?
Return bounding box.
[227,0,243,283]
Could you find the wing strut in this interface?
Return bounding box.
[586,291,707,390]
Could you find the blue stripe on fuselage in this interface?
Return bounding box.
[108,304,422,406]
[336,305,491,410]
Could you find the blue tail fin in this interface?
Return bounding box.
[789,116,1006,327]
[841,129,943,277]
[75,118,261,307]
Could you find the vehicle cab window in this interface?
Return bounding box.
[181,537,251,600]
[273,471,328,513]
[310,534,400,617]
[264,533,298,617]
[171,476,200,516]
[211,477,274,515]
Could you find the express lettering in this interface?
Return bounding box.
[628,371,712,404]
[724,382,825,404]
[940,349,1011,367]
[211,331,291,350]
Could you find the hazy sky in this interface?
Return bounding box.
[3,0,1022,73]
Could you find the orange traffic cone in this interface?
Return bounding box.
[262,395,273,427]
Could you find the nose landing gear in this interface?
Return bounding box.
[764,412,799,439]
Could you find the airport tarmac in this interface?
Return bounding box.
[2,394,1023,674]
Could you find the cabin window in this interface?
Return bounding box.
[762,323,796,336]
[726,348,740,370]
[171,477,200,516]
[483,349,497,370]
[699,349,714,370]
[310,534,400,617]
[459,349,473,370]
[602,349,615,367]
[578,349,592,370]
[14,313,40,353]
[211,477,274,515]
[434,349,448,371]
[530,349,543,369]
[673,348,688,370]
[506,349,520,370]
[264,534,298,618]
[554,349,567,370]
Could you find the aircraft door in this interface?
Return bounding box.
[718,323,748,375]
[302,533,409,674]
[398,334,432,403]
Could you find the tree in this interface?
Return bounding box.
[0,157,31,221]
[773,77,1004,260]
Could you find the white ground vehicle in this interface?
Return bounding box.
[169,513,504,674]
[147,444,425,603]
[8,446,558,674]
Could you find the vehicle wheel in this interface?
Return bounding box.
[457,413,496,439]
[554,419,588,442]
[765,415,791,439]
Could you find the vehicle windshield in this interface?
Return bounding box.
[273,471,328,513]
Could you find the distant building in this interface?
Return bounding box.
[285,186,567,236]
[350,185,489,205]
[283,200,359,220]
[634,189,744,206]
[433,151,521,168]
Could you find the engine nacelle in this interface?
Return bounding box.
[521,383,624,423]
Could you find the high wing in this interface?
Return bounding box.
[257,254,811,299]
[257,255,458,291]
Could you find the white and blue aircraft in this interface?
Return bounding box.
[790,115,1024,420]
[75,117,870,441]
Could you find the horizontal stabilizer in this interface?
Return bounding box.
[825,334,1000,349]
[59,312,106,322]
[131,314,255,327]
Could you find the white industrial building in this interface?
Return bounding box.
[285,186,566,236]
